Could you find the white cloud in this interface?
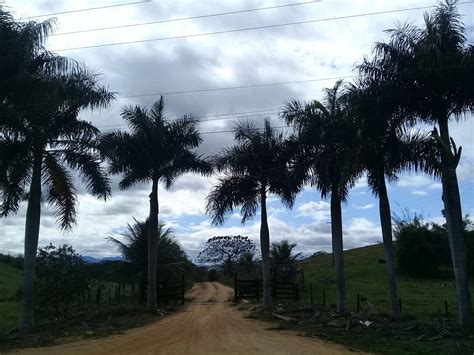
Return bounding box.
[411,190,428,196]
[352,203,374,210]
[398,175,434,189]
[296,201,330,221]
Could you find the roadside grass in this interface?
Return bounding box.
[299,244,474,320]
[0,262,22,332]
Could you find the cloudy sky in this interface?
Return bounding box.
[1,0,473,260]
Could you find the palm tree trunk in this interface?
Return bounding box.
[330,190,346,313]
[146,178,159,312]
[20,153,42,332]
[438,117,471,327]
[378,176,401,320]
[260,188,272,310]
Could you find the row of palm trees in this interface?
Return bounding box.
[0,1,472,331]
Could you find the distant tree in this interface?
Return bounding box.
[100,96,211,311]
[108,218,188,303]
[238,251,258,276]
[196,236,256,275]
[206,120,297,310]
[34,244,89,322]
[270,240,302,281]
[270,240,302,265]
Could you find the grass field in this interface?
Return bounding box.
[300,244,474,320]
[0,262,22,332]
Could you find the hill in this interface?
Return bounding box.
[0,262,22,331]
[300,243,474,319]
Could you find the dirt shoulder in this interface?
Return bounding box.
[14,282,359,354]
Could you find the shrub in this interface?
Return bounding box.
[394,213,473,277]
[34,244,90,322]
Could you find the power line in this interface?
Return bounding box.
[25,0,151,19]
[52,1,322,37]
[97,108,281,129]
[118,75,355,99]
[6,62,473,110]
[50,1,474,53]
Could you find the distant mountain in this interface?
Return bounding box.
[82,256,123,264]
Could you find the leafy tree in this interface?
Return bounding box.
[206,120,296,310]
[281,80,360,313]
[196,235,256,270]
[108,218,188,302]
[100,96,211,311]
[358,0,473,325]
[34,244,89,322]
[0,17,113,330]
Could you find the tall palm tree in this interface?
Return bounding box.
[347,81,435,320]
[281,80,361,313]
[206,120,296,310]
[358,0,473,325]
[108,218,188,303]
[100,96,210,312]
[0,67,114,331]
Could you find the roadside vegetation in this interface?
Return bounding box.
[1,1,473,353]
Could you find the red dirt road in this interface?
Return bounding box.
[18,282,359,354]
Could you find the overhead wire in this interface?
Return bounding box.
[24,0,152,19]
[52,1,322,37]
[48,1,474,53]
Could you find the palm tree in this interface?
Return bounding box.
[347,81,435,320]
[270,240,302,265]
[358,0,473,325]
[108,218,188,303]
[0,67,113,331]
[206,119,296,310]
[281,80,361,313]
[100,96,210,312]
[270,240,302,279]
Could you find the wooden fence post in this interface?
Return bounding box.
[310,283,313,306]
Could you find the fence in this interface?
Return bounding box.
[234,275,300,302]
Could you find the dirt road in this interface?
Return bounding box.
[19,282,357,354]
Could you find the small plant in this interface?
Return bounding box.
[34,244,90,323]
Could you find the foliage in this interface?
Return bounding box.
[196,236,256,265]
[394,213,474,277]
[108,218,190,303]
[271,240,302,282]
[394,214,449,277]
[0,253,23,270]
[108,218,189,281]
[33,244,89,322]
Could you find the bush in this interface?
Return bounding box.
[394,213,473,277]
[395,217,448,276]
[34,244,90,322]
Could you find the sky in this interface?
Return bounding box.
[0,0,473,261]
